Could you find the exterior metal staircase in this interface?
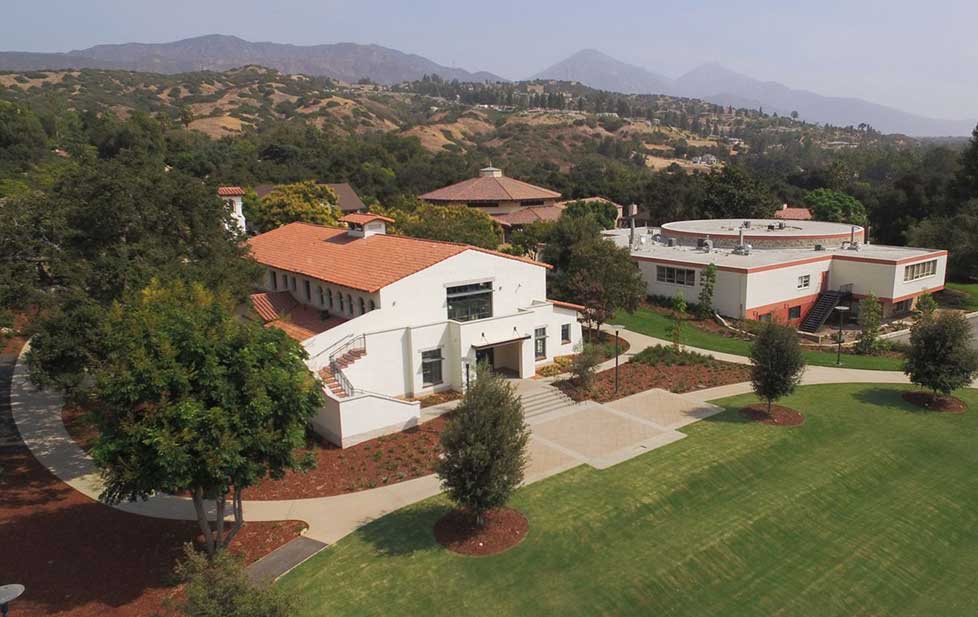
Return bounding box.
[799,290,844,333]
[319,344,366,398]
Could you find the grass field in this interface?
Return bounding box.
[279,384,978,616]
[946,282,978,311]
[614,308,905,371]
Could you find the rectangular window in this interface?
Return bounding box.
[327,289,334,309]
[561,323,571,344]
[289,276,296,291]
[534,327,547,360]
[788,306,802,319]
[421,349,443,387]
[758,313,772,322]
[894,299,912,314]
[447,282,493,322]
[904,259,937,282]
[270,271,278,289]
[797,275,811,289]
[656,265,696,286]
[317,286,324,306]
[304,280,311,301]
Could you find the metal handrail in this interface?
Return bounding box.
[327,334,367,397]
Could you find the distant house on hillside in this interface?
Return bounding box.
[254,182,368,214]
[773,203,813,221]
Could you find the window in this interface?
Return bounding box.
[327,289,334,309]
[289,276,296,291]
[467,201,498,208]
[346,294,353,314]
[904,260,937,282]
[656,265,696,286]
[561,323,571,344]
[338,294,344,312]
[788,306,802,319]
[520,199,545,207]
[797,275,811,290]
[447,282,493,322]
[421,349,443,386]
[369,299,376,311]
[270,271,278,289]
[359,297,366,315]
[894,299,912,314]
[317,286,324,306]
[758,313,772,322]
[534,327,547,360]
[304,280,311,301]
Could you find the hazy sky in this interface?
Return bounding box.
[3,0,976,120]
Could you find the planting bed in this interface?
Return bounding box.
[740,403,806,426]
[433,508,529,556]
[902,391,967,413]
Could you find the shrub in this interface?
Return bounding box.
[569,343,603,393]
[631,344,717,368]
[855,294,888,355]
[904,312,978,397]
[437,366,529,525]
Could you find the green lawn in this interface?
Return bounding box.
[614,308,905,371]
[945,282,978,311]
[280,384,978,616]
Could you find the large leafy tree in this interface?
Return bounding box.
[563,199,619,230]
[560,238,644,335]
[749,322,806,415]
[395,203,503,249]
[540,211,603,271]
[908,199,978,282]
[437,366,529,526]
[91,280,324,558]
[803,188,868,225]
[250,181,340,232]
[702,166,778,219]
[904,312,978,398]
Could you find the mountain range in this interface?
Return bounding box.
[0,34,504,85]
[0,35,972,136]
[533,50,973,137]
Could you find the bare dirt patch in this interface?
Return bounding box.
[739,403,806,426]
[188,115,243,137]
[434,508,528,556]
[902,391,967,413]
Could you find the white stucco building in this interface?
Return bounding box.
[217,186,247,234]
[246,214,583,447]
[607,219,948,332]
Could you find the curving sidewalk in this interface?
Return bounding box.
[10,333,976,567]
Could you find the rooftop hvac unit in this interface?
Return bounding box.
[814,244,825,251]
[701,239,714,252]
[667,237,676,247]
[778,221,786,229]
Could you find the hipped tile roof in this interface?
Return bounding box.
[421,175,561,202]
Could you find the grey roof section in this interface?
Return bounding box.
[254,183,367,213]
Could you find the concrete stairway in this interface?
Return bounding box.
[520,384,577,419]
[319,348,367,398]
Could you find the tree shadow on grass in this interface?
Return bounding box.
[356,501,449,558]
[698,405,759,425]
[852,386,923,413]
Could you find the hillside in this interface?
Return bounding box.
[0,34,505,85]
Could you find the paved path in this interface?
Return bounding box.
[889,313,978,349]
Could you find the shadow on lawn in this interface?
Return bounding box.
[357,501,448,557]
[852,386,922,412]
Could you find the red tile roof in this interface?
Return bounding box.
[774,206,813,220]
[421,175,561,203]
[249,290,346,341]
[254,183,367,212]
[217,186,245,197]
[549,299,585,311]
[492,204,566,227]
[339,213,395,225]
[246,222,550,294]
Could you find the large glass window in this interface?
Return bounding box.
[421,349,443,386]
[534,327,547,360]
[561,323,571,344]
[447,282,493,322]
[656,266,696,286]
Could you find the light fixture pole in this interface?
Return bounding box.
[835,306,850,366]
[615,328,621,393]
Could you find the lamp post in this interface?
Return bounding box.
[835,306,850,366]
[607,324,624,394]
[0,584,25,616]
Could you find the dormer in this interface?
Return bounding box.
[339,213,395,239]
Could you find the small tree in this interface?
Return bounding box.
[91,281,324,558]
[749,322,806,415]
[855,294,885,355]
[561,238,644,337]
[904,312,978,398]
[174,544,296,617]
[180,106,194,129]
[569,343,603,394]
[913,293,938,322]
[668,292,687,350]
[398,203,503,249]
[437,365,529,526]
[696,263,717,320]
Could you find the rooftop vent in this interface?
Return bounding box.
[814,244,825,251]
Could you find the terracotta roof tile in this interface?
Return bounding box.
[250,290,297,322]
[549,299,585,312]
[249,290,346,341]
[246,222,550,294]
[774,206,813,220]
[217,186,245,197]
[339,213,395,225]
[421,176,561,202]
[493,204,566,226]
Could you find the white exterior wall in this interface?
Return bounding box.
[636,259,747,318]
[311,393,420,448]
[744,260,831,310]
[263,268,381,320]
[224,196,246,234]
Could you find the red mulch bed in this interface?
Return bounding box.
[558,360,751,403]
[242,414,451,500]
[902,391,968,413]
[739,403,806,426]
[62,404,451,501]
[433,508,528,556]
[0,445,305,617]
